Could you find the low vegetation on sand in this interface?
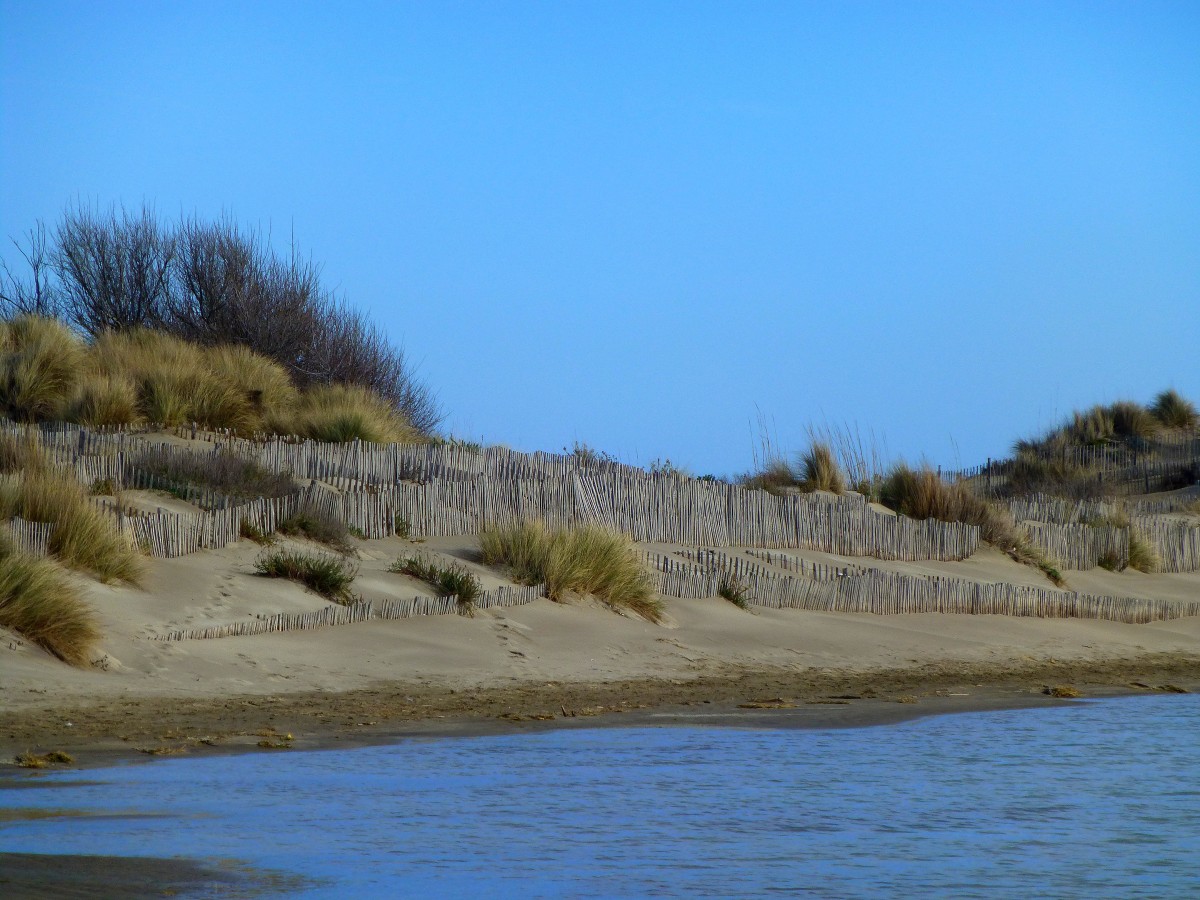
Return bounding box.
[480,520,662,622]
[254,548,358,603]
[132,444,296,503]
[390,554,482,610]
[0,313,426,444]
[277,502,353,553]
[879,464,1065,586]
[0,433,142,583]
[0,537,100,666]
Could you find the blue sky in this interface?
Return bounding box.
[2,1,1197,476]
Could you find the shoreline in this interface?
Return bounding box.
[3,654,1196,771]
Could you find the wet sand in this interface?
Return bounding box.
[3,654,1195,770]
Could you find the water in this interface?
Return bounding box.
[3,695,1199,898]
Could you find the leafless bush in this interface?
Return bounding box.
[1,204,443,435]
[53,203,176,335]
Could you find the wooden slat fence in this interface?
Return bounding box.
[1022,522,1129,571]
[3,516,54,556]
[154,583,544,641]
[647,552,1200,624]
[1135,517,1200,573]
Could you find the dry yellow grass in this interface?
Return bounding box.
[0,539,100,666]
[274,383,421,444]
[0,315,83,422]
[480,520,662,622]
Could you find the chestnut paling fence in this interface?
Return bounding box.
[154,583,545,642]
[645,550,1200,624]
[3,419,1197,580]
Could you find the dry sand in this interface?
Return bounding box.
[2,533,1198,766]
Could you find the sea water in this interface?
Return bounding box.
[2,694,1198,898]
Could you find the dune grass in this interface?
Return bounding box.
[390,554,482,610]
[132,445,295,503]
[1150,389,1199,430]
[0,539,100,666]
[253,548,358,602]
[1127,530,1160,573]
[0,435,142,583]
[0,314,83,422]
[275,383,420,444]
[277,502,352,552]
[799,441,845,494]
[480,520,662,622]
[879,464,1065,586]
[0,314,425,444]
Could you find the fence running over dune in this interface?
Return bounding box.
[1022,522,1130,571]
[5,420,980,563]
[645,550,1200,624]
[155,583,544,641]
[1007,490,1200,525]
[1136,518,1200,574]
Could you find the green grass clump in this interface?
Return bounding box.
[390,554,482,610]
[799,442,844,494]
[277,503,352,552]
[65,372,142,427]
[239,519,275,545]
[717,574,751,610]
[0,539,101,666]
[254,548,358,602]
[480,520,662,622]
[1150,389,1199,430]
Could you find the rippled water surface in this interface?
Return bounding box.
[3,695,1199,898]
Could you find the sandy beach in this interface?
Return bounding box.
[3,531,1197,767]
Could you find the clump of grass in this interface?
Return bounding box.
[1097,550,1123,572]
[0,464,142,584]
[717,574,751,610]
[1128,530,1160,573]
[798,442,844,494]
[879,463,1067,585]
[65,372,142,427]
[275,384,420,444]
[204,344,298,422]
[131,445,295,503]
[742,459,799,495]
[1150,389,1199,430]
[0,315,83,422]
[480,520,662,622]
[88,477,118,496]
[14,750,76,768]
[880,465,1017,546]
[390,554,482,610]
[277,503,351,552]
[239,519,275,545]
[254,548,357,602]
[0,539,101,666]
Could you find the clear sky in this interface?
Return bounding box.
[2,1,1197,476]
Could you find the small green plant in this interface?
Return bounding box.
[254,549,358,602]
[390,554,482,611]
[717,574,751,610]
[278,504,351,552]
[394,517,412,539]
[239,519,274,545]
[1097,551,1123,572]
[648,457,688,477]
[347,525,367,540]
